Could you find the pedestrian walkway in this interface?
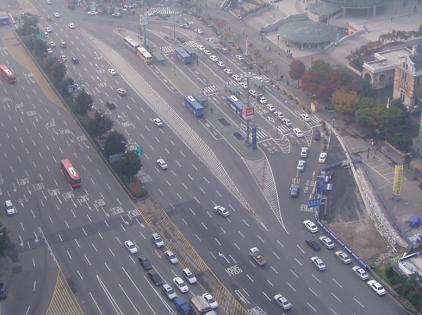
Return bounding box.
[159,45,175,55]
[147,7,179,16]
[202,84,219,95]
[240,123,268,140]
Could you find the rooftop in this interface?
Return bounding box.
[321,0,387,8]
[363,47,412,72]
[409,54,422,71]
[279,20,341,44]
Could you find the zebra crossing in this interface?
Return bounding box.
[159,40,200,55]
[294,110,321,127]
[240,123,268,140]
[202,85,219,96]
[182,40,200,50]
[0,47,8,56]
[147,7,180,16]
[159,45,174,55]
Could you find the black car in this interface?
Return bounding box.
[313,129,321,141]
[138,256,152,270]
[147,270,163,286]
[305,239,321,252]
[70,57,79,64]
[0,283,7,300]
[106,101,116,110]
[290,184,299,198]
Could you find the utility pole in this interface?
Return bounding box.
[245,72,252,144]
[140,0,147,47]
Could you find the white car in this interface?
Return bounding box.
[223,68,233,75]
[49,40,56,47]
[352,266,369,280]
[124,240,138,254]
[202,292,218,309]
[239,81,248,89]
[209,55,218,62]
[197,45,205,51]
[231,74,242,81]
[248,89,257,97]
[47,0,52,4]
[47,48,53,54]
[173,277,189,293]
[213,205,229,217]
[335,250,352,264]
[258,96,267,104]
[164,250,178,264]
[311,256,327,271]
[203,50,211,55]
[216,61,225,68]
[152,118,164,127]
[235,54,245,61]
[368,280,386,296]
[182,268,197,284]
[274,294,292,310]
[151,233,164,248]
[300,113,311,122]
[46,26,53,33]
[304,220,318,233]
[282,118,292,127]
[87,11,98,15]
[108,68,117,75]
[293,128,304,138]
[297,160,306,172]
[68,22,76,29]
[162,283,177,300]
[274,111,284,119]
[53,12,60,18]
[300,147,308,158]
[117,88,127,96]
[5,200,16,215]
[157,158,168,170]
[318,152,327,163]
[319,236,335,249]
[265,104,276,112]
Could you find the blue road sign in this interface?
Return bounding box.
[308,198,322,208]
[252,127,257,149]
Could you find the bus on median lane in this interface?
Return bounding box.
[183,95,204,118]
[137,46,153,65]
[60,159,81,188]
[123,36,140,52]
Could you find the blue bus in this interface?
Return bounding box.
[184,95,204,118]
[0,15,10,25]
[227,95,244,115]
[175,47,192,64]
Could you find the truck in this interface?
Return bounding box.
[249,247,267,266]
[174,296,193,315]
[190,296,217,315]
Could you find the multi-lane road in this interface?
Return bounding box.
[0,1,406,315]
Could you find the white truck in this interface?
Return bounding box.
[190,296,216,315]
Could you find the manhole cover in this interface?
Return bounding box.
[218,118,230,127]
[233,132,244,140]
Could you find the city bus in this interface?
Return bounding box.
[0,64,16,83]
[183,95,204,118]
[60,159,81,188]
[175,47,192,64]
[123,36,140,52]
[226,95,244,115]
[137,46,153,65]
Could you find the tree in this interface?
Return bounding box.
[17,17,39,36]
[112,151,142,181]
[59,77,74,96]
[331,89,360,113]
[310,60,332,81]
[50,62,66,84]
[104,131,127,158]
[288,59,305,87]
[88,112,113,137]
[300,71,321,94]
[75,90,93,115]
[33,39,47,58]
[0,224,12,258]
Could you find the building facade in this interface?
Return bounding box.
[393,54,422,110]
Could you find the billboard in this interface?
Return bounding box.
[392,164,404,201]
[242,106,254,121]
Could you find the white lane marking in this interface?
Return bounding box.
[312,273,321,284]
[270,266,279,274]
[214,237,222,246]
[331,292,342,303]
[290,269,299,278]
[307,302,317,313]
[246,274,254,283]
[260,222,269,231]
[97,275,123,315]
[118,283,142,315]
[262,291,271,301]
[89,292,104,315]
[330,307,339,315]
[266,279,274,287]
[296,244,305,254]
[201,222,208,230]
[353,297,365,308]
[238,230,245,238]
[257,234,265,244]
[242,219,250,227]
[272,251,280,260]
[332,277,343,288]
[294,258,303,266]
[276,239,285,248]
[309,287,318,297]
[287,282,296,292]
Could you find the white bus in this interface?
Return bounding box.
[123,36,140,52]
[137,46,153,65]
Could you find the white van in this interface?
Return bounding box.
[5,200,16,215]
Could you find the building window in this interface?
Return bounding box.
[417,76,421,86]
[400,90,405,102]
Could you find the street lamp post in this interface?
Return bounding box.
[245,72,252,144]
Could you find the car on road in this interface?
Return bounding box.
[265,104,276,112]
[49,40,56,47]
[258,96,268,104]
[182,268,197,284]
[311,256,327,271]
[290,184,299,198]
[124,240,138,254]
[203,50,211,55]
[4,200,16,215]
[58,55,67,63]
[305,239,321,252]
[138,256,152,270]
[232,74,242,81]
[274,111,284,119]
[239,81,248,89]
[214,205,229,217]
[223,68,233,75]
[152,118,164,127]
[46,26,53,33]
[216,61,225,68]
[319,236,335,249]
[297,160,306,172]
[274,294,292,310]
[164,250,178,264]
[282,118,292,127]
[249,247,267,266]
[202,292,218,309]
[300,113,311,122]
[293,128,304,138]
[173,277,189,293]
[147,270,163,286]
[368,280,386,296]
[87,10,98,15]
[59,41,66,48]
[248,89,257,97]
[108,68,117,75]
[235,54,245,61]
[195,28,204,35]
[68,22,76,29]
[47,48,53,54]
[106,101,116,110]
[209,55,218,62]
[318,152,327,163]
[151,233,164,248]
[313,129,321,141]
[156,158,168,170]
[335,250,352,264]
[162,283,177,300]
[70,57,79,64]
[53,12,61,18]
[304,220,318,233]
[300,147,308,158]
[47,0,52,4]
[197,45,205,50]
[117,88,127,96]
[352,266,369,280]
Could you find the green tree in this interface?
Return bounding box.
[310,60,332,81]
[331,89,360,113]
[0,224,11,257]
[288,59,305,87]
[88,112,113,137]
[104,131,127,158]
[75,90,93,115]
[50,62,66,84]
[112,151,142,181]
[17,17,39,36]
[33,39,48,58]
[59,77,75,96]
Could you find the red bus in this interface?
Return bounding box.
[0,64,16,83]
[60,159,81,188]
